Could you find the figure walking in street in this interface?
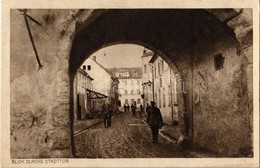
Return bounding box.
[147,101,163,143]
[124,104,127,112]
[131,104,136,117]
[139,104,143,118]
[103,104,112,128]
[145,103,151,117]
[108,105,112,127]
[102,104,108,128]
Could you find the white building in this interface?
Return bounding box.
[141,50,154,110]
[109,67,143,110]
[82,56,119,114]
[73,68,93,120]
[141,50,178,125]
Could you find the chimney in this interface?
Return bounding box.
[92,56,96,61]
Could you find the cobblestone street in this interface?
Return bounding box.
[74,111,191,158]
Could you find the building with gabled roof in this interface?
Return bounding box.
[81,56,119,114]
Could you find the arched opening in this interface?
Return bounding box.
[71,43,186,157]
[68,9,252,157]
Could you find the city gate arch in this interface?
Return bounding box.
[9,9,253,158]
[68,9,253,156]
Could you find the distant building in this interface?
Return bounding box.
[141,50,154,110]
[82,56,119,114]
[141,49,178,125]
[109,67,143,110]
[73,68,94,120]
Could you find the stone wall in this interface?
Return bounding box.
[10,9,75,158]
[192,10,252,156]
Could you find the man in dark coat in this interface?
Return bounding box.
[131,104,136,117]
[145,103,151,117]
[139,104,143,118]
[124,104,127,112]
[147,101,163,143]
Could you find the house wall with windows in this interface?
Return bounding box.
[82,56,119,113]
[141,51,154,113]
[149,55,178,125]
[73,69,93,120]
[109,67,143,110]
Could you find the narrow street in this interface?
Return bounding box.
[74,111,189,158]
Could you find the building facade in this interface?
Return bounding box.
[141,50,178,125]
[73,68,93,120]
[109,67,143,110]
[141,50,154,112]
[82,56,119,114]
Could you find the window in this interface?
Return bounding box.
[137,99,141,104]
[137,89,140,94]
[144,65,147,73]
[168,85,171,107]
[131,90,134,95]
[131,80,134,86]
[163,88,166,108]
[162,61,164,72]
[154,66,157,78]
[158,62,160,75]
[83,65,86,70]
[214,53,224,70]
[131,99,134,104]
[125,99,128,104]
[125,90,128,95]
[155,92,157,104]
[87,65,91,70]
[158,90,161,108]
[134,72,137,77]
[137,80,140,85]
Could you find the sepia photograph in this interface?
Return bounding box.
[1,0,259,167]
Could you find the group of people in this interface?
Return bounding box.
[124,103,144,118]
[103,101,164,144]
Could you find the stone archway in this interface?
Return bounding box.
[9,8,253,158]
[68,9,253,156]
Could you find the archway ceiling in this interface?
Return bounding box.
[69,9,233,74]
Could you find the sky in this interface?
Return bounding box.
[90,44,145,68]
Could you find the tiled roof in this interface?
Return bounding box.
[108,67,142,79]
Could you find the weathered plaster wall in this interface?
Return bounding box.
[192,10,252,156]
[10,9,75,158]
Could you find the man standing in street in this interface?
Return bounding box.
[147,101,163,143]
[124,104,127,112]
[139,104,143,118]
[145,103,151,117]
